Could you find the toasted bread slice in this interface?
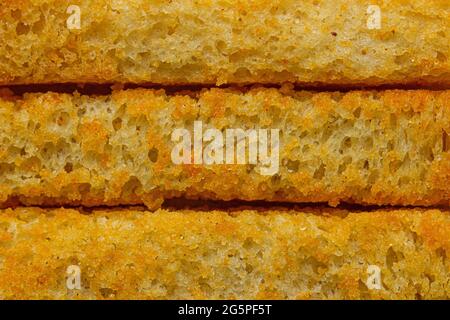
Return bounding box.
[0,206,449,299]
[0,87,449,207]
[0,0,448,86]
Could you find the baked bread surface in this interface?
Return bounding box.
[0,0,448,85]
[0,206,449,299]
[0,87,449,208]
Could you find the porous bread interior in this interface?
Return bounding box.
[0,206,449,299]
[0,87,448,207]
[0,0,448,85]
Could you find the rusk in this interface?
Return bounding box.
[0,207,449,299]
[0,0,448,86]
[0,87,448,207]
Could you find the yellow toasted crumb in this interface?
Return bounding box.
[0,206,449,299]
[0,0,448,86]
[0,87,449,208]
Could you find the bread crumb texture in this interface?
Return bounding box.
[0,207,449,299]
[0,0,448,85]
[0,87,449,207]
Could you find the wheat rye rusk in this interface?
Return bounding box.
[0,86,449,208]
[0,0,449,86]
[0,206,449,299]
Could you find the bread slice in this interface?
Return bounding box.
[0,86,449,208]
[0,206,448,299]
[0,0,448,86]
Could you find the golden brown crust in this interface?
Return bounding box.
[0,0,448,86]
[0,87,449,208]
[0,206,449,299]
